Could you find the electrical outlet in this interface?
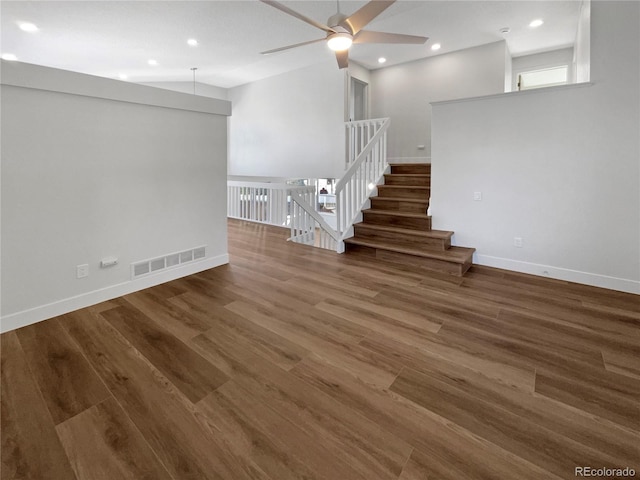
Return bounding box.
[76,264,89,278]
[473,192,482,201]
[514,237,523,248]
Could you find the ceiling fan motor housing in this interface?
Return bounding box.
[328,12,350,32]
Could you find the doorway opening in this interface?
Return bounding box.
[349,77,368,122]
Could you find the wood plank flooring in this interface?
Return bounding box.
[2,218,638,479]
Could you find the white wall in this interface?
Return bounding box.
[370,41,508,163]
[228,61,345,179]
[431,1,639,293]
[139,81,229,100]
[512,47,575,91]
[1,61,231,331]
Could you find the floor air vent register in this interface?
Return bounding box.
[131,246,206,279]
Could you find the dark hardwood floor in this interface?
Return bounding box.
[2,218,639,479]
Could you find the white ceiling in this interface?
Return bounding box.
[1,1,582,89]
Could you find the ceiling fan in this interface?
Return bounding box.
[259,0,428,69]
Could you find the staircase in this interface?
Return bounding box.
[344,163,475,276]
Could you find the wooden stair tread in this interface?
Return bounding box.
[378,185,430,190]
[389,163,430,167]
[355,223,453,239]
[344,238,475,264]
[385,174,430,177]
[365,209,430,219]
[371,196,428,204]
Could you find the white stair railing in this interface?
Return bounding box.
[289,191,339,251]
[336,118,390,248]
[346,118,388,170]
[228,117,389,254]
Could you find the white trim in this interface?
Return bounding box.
[474,254,640,295]
[388,156,430,164]
[227,180,311,190]
[0,254,229,333]
[431,81,593,107]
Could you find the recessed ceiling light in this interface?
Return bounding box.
[118,73,128,80]
[431,43,441,51]
[18,22,39,32]
[148,59,158,66]
[529,19,544,28]
[499,27,511,34]
[378,57,386,64]
[187,38,198,47]
[2,53,18,61]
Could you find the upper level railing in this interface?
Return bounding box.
[227,180,337,251]
[227,181,314,227]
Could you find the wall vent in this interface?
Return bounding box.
[131,245,207,279]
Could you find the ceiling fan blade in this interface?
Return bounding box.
[261,37,326,55]
[260,0,336,34]
[335,50,349,69]
[344,1,395,34]
[354,30,428,45]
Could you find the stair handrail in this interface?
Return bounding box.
[335,117,390,241]
[336,120,389,191]
[289,190,340,242]
[289,189,340,251]
[345,117,388,169]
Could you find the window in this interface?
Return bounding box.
[517,65,569,91]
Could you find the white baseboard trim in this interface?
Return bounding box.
[388,156,431,164]
[474,254,640,295]
[0,253,229,333]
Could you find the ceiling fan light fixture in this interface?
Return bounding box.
[327,32,353,51]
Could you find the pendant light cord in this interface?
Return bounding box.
[191,67,198,95]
